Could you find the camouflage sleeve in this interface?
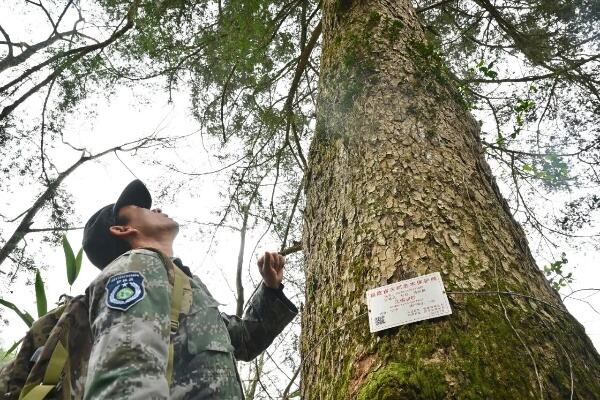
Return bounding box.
[83,250,171,400]
[222,283,298,362]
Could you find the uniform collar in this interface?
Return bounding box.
[171,257,193,277]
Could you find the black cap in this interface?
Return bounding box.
[83,180,152,269]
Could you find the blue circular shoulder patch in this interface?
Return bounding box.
[105,272,145,311]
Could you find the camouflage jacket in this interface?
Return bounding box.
[83,249,297,400]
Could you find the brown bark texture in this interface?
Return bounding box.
[301,0,600,399]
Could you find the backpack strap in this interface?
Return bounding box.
[15,295,90,400]
[142,248,191,386]
[19,342,68,400]
[166,265,187,384]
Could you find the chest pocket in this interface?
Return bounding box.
[185,278,235,354]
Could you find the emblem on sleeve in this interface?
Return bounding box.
[105,272,145,311]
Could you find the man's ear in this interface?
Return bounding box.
[109,225,137,238]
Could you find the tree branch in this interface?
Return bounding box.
[54,0,75,37]
[25,0,57,33]
[283,20,322,171]
[0,28,81,74]
[0,0,139,121]
[281,365,301,400]
[281,182,303,251]
[220,64,237,143]
[0,24,14,59]
[40,77,57,183]
[0,134,161,269]
[416,0,454,14]
[235,184,260,317]
[280,241,302,256]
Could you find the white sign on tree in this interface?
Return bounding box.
[366,272,452,333]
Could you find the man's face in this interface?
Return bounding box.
[116,205,179,238]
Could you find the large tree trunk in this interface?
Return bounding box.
[301,1,600,399]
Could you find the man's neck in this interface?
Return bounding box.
[130,239,174,257]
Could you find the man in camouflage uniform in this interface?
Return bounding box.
[82,180,297,399]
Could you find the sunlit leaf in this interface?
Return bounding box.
[35,270,47,318]
[75,248,84,283]
[0,299,34,327]
[63,235,77,285]
[3,338,24,359]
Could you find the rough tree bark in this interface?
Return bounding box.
[301,1,600,399]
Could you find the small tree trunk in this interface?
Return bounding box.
[301,1,600,399]
[244,352,264,400]
[235,206,249,318]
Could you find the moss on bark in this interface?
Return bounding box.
[357,363,446,400]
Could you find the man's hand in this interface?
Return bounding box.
[258,251,285,289]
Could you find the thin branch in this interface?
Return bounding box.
[447,290,564,312]
[280,241,302,256]
[235,207,250,317]
[535,79,558,150]
[290,118,307,170]
[0,134,163,267]
[245,353,265,400]
[220,64,237,143]
[482,138,600,159]
[281,182,303,251]
[562,288,600,302]
[256,376,275,400]
[0,24,14,59]
[283,20,322,171]
[26,0,57,33]
[416,0,454,13]
[162,152,252,176]
[113,150,139,179]
[3,208,33,224]
[0,1,139,120]
[26,226,84,233]
[235,183,260,317]
[0,28,81,73]
[40,78,57,184]
[54,0,75,37]
[563,296,600,316]
[464,72,557,84]
[281,365,301,400]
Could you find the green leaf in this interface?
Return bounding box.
[35,270,47,318]
[514,98,535,113]
[3,338,24,359]
[543,265,551,274]
[75,248,84,283]
[0,298,34,327]
[496,133,506,147]
[63,235,76,285]
[476,59,498,79]
[544,253,573,289]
